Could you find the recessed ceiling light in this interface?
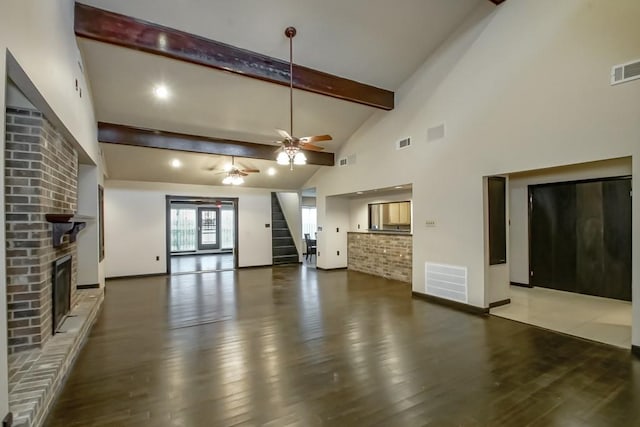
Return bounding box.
[395,186,403,189]
[223,163,233,172]
[153,84,170,100]
[170,159,181,168]
[267,167,276,176]
[356,191,363,195]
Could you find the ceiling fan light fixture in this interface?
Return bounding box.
[277,151,290,165]
[231,175,244,185]
[222,175,233,185]
[293,151,306,165]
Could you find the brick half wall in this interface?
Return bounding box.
[347,232,412,283]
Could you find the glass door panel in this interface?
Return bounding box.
[198,207,220,250]
[170,208,197,252]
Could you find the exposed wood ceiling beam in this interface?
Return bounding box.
[98,122,335,166]
[75,3,394,111]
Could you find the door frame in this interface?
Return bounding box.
[165,195,239,274]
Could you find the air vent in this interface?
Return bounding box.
[338,157,348,167]
[395,137,411,150]
[425,262,468,304]
[427,123,446,142]
[611,59,640,85]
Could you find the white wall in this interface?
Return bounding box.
[77,165,103,287]
[316,195,350,269]
[276,192,302,261]
[305,0,640,326]
[105,180,276,277]
[0,0,102,414]
[348,191,413,232]
[509,157,632,286]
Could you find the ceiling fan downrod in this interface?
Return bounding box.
[285,26,296,138]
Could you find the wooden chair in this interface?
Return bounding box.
[304,234,317,260]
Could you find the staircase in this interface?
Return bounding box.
[271,193,299,265]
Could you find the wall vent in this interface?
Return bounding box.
[611,59,640,85]
[427,123,446,142]
[425,262,468,304]
[338,157,348,167]
[396,137,411,150]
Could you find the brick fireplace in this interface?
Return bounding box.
[5,106,79,354]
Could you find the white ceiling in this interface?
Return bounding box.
[79,0,484,188]
[102,143,320,189]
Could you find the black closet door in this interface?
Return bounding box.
[530,183,577,292]
[529,177,631,301]
[601,179,632,300]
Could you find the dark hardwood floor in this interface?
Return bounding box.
[46,267,640,426]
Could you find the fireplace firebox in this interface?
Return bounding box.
[52,255,72,333]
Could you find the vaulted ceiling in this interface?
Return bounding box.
[77,0,493,188]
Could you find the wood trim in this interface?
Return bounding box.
[77,283,100,289]
[412,291,489,315]
[632,345,640,359]
[98,122,335,166]
[510,281,533,288]
[489,298,511,308]
[74,3,394,111]
[316,267,348,271]
[106,273,167,280]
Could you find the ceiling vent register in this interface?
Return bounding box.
[395,137,411,150]
[611,59,640,85]
[427,123,446,142]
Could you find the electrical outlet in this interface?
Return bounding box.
[358,224,360,229]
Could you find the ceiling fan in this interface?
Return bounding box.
[276,26,333,170]
[214,156,259,185]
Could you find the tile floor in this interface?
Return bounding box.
[490,286,631,349]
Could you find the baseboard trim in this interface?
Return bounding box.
[489,298,511,308]
[238,264,277,269]
[412,291,489,315]
[106,273,166,280]
[510,281,533,288]
[316,267,348,271]
[77,283,100,289]
[632,345,640,359]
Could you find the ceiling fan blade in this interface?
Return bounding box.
[239,172,249,176]
[277,129,293,140]
[241,168,260,173]
[299,134,332,143]
[301,143,325,152]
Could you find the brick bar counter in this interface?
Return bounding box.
[347,232,412,283]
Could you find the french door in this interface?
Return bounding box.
[198,207,220,250]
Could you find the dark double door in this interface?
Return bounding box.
[529,177,632,301]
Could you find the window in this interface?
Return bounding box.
[170,208,197,252]
[302,207,317,239]
[220,208,235,249]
